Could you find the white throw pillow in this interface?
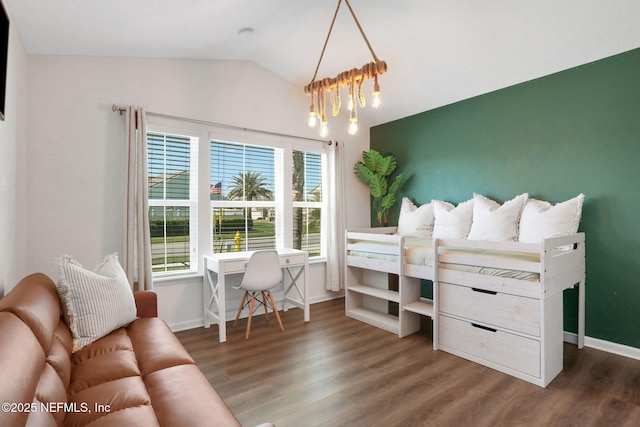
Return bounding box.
[518,194,585,243]
[432,198,474,239]
[397,197,434,239]
[468,193,529,242]
[57,253,137,349]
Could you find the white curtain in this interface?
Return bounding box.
[325,140,345,291]
[123,106,153,291]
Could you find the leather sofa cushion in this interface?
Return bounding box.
[0,274,72,427]
[65,317,240,426]
[47,322,74,390]
[145,364,242,427]
[0,312,46,427]
[125,317,194,376]
[0,273,61,351]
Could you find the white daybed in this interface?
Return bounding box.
[344,194,586,387]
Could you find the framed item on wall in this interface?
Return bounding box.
[0,2,9,121]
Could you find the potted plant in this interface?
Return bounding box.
[354,149,404,225]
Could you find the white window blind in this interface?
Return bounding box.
[210,141,279,253]
[147,132,198,273]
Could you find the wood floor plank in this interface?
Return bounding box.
[176,298,640,427]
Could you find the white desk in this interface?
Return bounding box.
[203,249,309,342]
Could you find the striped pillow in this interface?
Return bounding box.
[57,253,137,349]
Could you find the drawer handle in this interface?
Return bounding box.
[471,288,497,295]
[286,258,290,264]
[471,323,497,333]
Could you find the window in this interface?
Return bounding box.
[292,151,323,256]
[147,132,198,273]
[210,141,278,253]
[147,126,326,277]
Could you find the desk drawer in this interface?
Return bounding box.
[223,260,249,274]
[438,315,540,378]
[439,282,540,337]
[279,253,305,267]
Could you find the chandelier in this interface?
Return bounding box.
[304,0,387,137]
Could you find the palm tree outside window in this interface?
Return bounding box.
[146,127,327,276]
[210,141,277,253]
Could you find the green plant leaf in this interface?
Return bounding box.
[369,174,387,198]
[353,162,374,184]
[362,149,383,172]
[381,193,397,210]
[377,155,397,176]
[388,173,404,195]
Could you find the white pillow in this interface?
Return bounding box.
[518,194,585,243]
[468,193,529,242]
[432,198,474,239]
[57,253,137,349]
[397,197,434,239]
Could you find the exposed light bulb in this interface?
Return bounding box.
[348,108,358,135]
[320,121,329,137]
[372,79,381,108]
[372,91,381,108]
[308,102,318,127]
[348,120,358,135]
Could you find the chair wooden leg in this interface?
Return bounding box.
[262,291,269,322]
[267,292,285,332]
[246,293,255,339]
[234,291,248,328]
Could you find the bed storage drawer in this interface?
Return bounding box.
[438,282,540,337]
[438,315,541,378]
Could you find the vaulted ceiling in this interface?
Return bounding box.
[6,0,640,126]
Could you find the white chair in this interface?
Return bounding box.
[233,250,285,339]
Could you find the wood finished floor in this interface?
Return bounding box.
[175,299,640,427]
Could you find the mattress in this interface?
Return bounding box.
[348,237,432,264]
[439,247,540,281]
[347,238,540,281]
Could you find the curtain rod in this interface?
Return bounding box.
[111,104,334,145]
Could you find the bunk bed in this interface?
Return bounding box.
[344,226,585,387]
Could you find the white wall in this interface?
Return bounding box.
[25,55,370,328]
[0,0,27,295]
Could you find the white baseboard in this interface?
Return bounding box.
[584,336,640,360]
[564,331,640,360]
[167,293,344,332]
[308,292,344,305]
[563,331,578,345]
[169,318,204,332]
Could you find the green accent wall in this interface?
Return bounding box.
[371,48,640,349]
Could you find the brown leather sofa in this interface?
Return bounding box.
[0,273,241,427]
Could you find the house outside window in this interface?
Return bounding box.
[147,131,199,273]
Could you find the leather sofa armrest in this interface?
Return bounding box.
[134,290,158,318]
